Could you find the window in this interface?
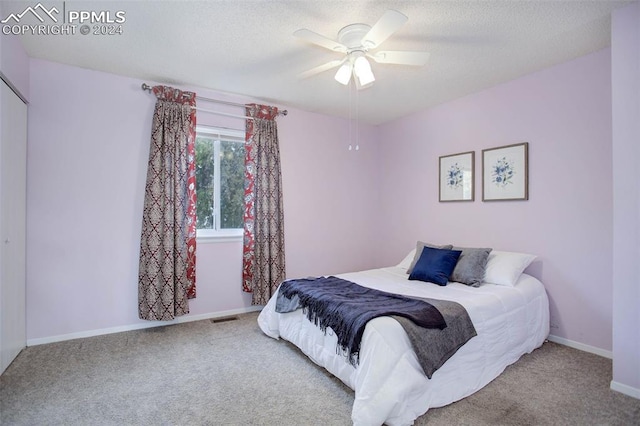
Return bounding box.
[195,126,245,241]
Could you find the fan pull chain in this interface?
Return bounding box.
[348,78,353,151]
[348,81,360,152]
[355,85,359,151]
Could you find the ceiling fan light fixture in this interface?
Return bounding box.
[334,63,353,85]
[357,70,375,87]
[355,76,375,91]
[296,10,427,89]
[354,56,375,86]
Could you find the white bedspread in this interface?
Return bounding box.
[258,266,549,426]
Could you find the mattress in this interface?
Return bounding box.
[258,266,549,426]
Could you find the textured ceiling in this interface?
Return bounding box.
[5,0,631,124]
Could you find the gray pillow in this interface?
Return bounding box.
[406,241,454,274]
[450,247,492,287]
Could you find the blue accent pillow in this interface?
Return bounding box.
[408,246,462,286]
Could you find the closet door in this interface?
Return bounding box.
[0,79,27,374]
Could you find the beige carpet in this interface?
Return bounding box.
[1,312,639,425]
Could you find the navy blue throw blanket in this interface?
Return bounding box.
[275,276,447,366]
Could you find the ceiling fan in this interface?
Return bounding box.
[294,9,430,89]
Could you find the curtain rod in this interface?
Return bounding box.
[141,83,288,117]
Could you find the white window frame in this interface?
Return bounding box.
[195,125,245,243]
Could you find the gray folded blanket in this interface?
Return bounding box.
[393,296,477,379]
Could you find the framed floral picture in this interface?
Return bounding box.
[439,151,474,202]
[482,142,529,201]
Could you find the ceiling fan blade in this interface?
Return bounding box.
[293,29,347,52]
[368,51,430,66]
[362,9,408,48]
[297,59,345,79]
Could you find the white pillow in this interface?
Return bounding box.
[483,250,537,286]
[397,249,416,271]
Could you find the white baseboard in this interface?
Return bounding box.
[611,380,640,399]
[547,336,640,400]
[26,306,263,346]
[547,334,613,359]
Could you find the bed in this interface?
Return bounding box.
[257,248,549,426]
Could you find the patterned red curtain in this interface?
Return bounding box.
[242,104,286,305]
[138,85,197,321]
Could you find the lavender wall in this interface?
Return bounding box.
[280,110,380,278]
[377,49,613,352]
[26,59,379,342]
[0,7,30,101]
[611,2,640,397]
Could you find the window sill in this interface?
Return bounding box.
[197,232,243,244]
